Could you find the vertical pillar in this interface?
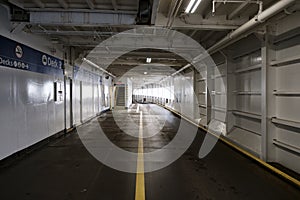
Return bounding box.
[261,44,267,161]
[261,25,273,161]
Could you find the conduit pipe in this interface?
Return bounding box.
[208,0,296,55]
[191,0,296,63]
[82,58,116,78]
[168,0,184,28]
[171,63,191,76]
[166,0,179,27]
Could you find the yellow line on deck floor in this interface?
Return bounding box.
[135,110,145,200]
[159,104,300,188]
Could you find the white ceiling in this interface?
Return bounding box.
[4,0,293,87]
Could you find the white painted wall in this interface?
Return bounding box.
[0,5,66,160]
[133,70,195,120]
[126,78,133,108]
[132,12,300,174]
[73,63,113,125]
[0,67,65,160]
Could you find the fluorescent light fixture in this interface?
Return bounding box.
[191,0,201,13]
[185,0,201,13]
[185,0,196,13]
[146,58,151,63]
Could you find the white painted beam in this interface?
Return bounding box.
[8,0,24,9]
[26,7,137,14]
[29,11,136,26]
[30,30,114,36]
[10,22,26,33]
[156,13,243,30]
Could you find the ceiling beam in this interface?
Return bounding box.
[26,8,137,14]
[10,22,26,33]
[8,0,24,9]
[29,11,136,26]
[156,13,245,30]
[95,60,185,66]
[151,0,160,25]
[21,3,137,11]
[108,67,180,71]
[57,0,68,9]
[86,51,186,59]
[30,30,115,36]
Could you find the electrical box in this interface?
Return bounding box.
[54,81,63,102]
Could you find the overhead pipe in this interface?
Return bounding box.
[168,0,184,28]
[82,58,116,78]
[158,63,191,83]
[190,0,296,63]
[166,0,179,27]
[171,63,191,76]
[208,0,296,55]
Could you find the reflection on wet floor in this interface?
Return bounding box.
[100,104,178,153]
[0,104,299,200]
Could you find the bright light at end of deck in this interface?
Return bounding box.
[146,58,151,63]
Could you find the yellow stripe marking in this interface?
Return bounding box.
[135,110,145,200]
[158,103,300,188]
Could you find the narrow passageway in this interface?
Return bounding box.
[0,104,299,200]
[1,0,300,199]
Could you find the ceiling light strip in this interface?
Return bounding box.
[185,0,196,13]
[191,0,202,13]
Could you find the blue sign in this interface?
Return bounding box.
[0,35,63,77]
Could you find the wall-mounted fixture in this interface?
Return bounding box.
[54,81,63,102]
